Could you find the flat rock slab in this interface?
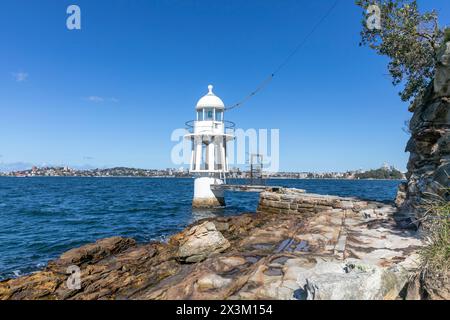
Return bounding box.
[0,191,422,300]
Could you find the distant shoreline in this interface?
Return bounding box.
[0,176,406,181]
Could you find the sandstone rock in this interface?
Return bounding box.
[0,190,423,301]
[196,273,232,290]
[219,256,247,268]
[402,41,450,218]
[301,261,406,300]
[395,182,407,208]
[404,274,422,300]
[261,192,281,201]
[213,221,230,232]
[340,201,354,209]
[422,271,450,300]
[176,221,230,263]
[49,237,136,269]
[360,209,375,219]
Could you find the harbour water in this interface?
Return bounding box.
[0,177,402,280]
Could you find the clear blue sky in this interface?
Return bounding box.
[0,0,448,172]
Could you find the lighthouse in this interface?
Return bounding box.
[185,85,234,208]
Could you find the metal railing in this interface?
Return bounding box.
[248,154,265,186]
[185,120,235,134]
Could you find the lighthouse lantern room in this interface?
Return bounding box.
[185,85,234,208]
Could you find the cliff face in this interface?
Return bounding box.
[401,41,450,220]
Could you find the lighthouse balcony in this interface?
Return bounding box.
[185,120,235,132]
[185,120,235,137]
[189,169,229,174]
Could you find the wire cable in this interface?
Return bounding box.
[225,0,340,111]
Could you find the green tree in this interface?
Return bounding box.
[356,0,444,102]
[355,167,405,180]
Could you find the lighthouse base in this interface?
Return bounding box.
[192,176,225,208]
[192,197,225,208]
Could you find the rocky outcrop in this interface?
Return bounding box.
[0,190,422,300]
[172,221,230,263]
[49,237,136,269]
[258,188,396,219]
[401,41,450,220]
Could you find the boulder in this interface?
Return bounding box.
[176,221,230,263]
[297,261,407,300]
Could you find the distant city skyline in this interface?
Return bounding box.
[0,161,403,174]
[1,1,449,172]
[0,163,406,181]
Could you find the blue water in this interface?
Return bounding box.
[0,177,402,280]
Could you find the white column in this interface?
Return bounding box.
[190,142,195,171]
[192,176,225,208]
[205,142,209,171]
[214,140,221,170]
[224,137,229,172]
[207,141,215,171]
[195,140,202,171]
[220,141,226,172]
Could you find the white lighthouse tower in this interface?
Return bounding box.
[185,85,234,208]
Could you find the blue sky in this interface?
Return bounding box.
[0,0,449,172]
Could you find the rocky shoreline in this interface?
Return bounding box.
[0,188,431,300]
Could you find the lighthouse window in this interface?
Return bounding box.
[215,110,223,121]
[197,110,203,121]
[205,108,214,120]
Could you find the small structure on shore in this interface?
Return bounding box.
[185,85,234,208]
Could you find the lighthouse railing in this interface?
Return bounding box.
[185,120,235,134]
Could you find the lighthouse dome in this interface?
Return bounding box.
[196,85,225,109]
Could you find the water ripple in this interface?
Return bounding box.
[0,177,401,280]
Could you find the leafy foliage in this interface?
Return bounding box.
[445,28,450,42]
[356,0,444,102]
[354,167,404,179]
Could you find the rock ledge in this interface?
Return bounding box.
[0,190,423,300]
